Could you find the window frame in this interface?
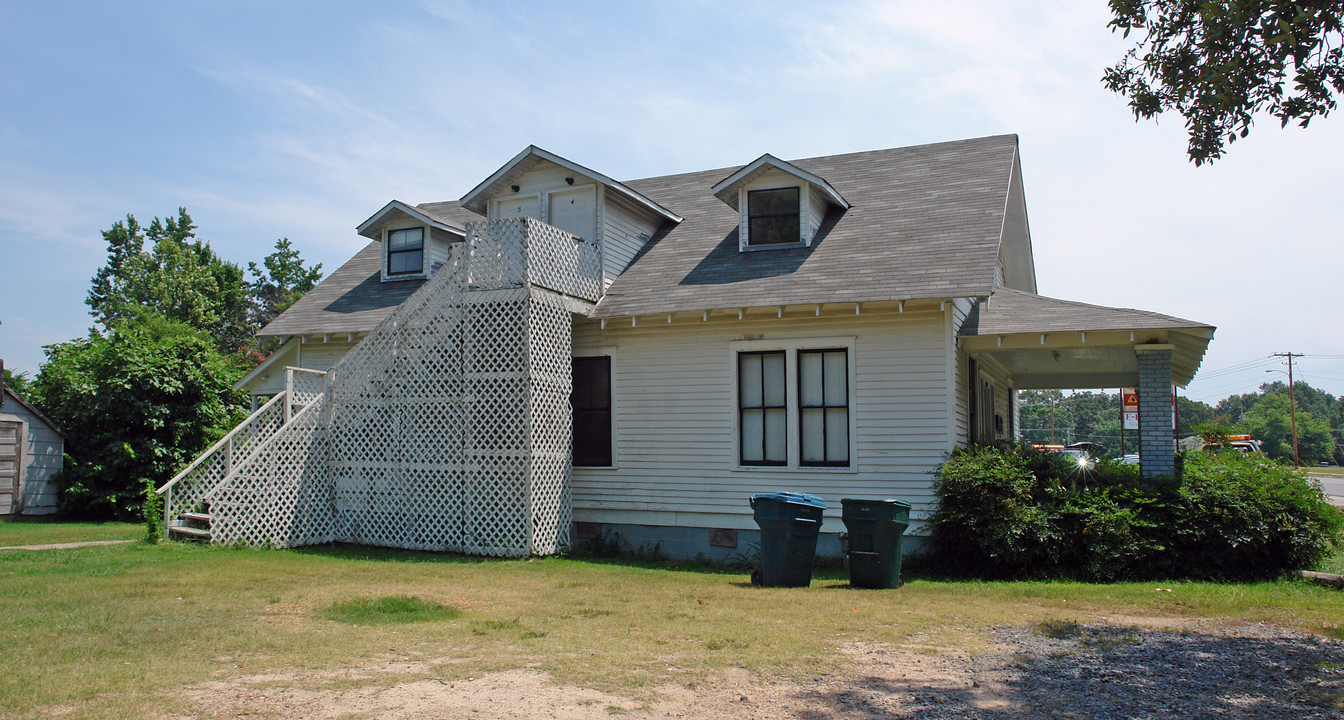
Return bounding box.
[797,348,850,467]
[745,186,801,248]
[730,337,857,472]
[571,347,617,470]
[386,226,425,277]
[738,350,788,466]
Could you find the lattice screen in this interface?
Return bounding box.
[198,217,596,555]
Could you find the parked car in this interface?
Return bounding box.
[1119,453,1140,466]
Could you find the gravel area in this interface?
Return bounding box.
[880,622,1344,719]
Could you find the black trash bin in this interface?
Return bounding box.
[841,498,911,589]
[750,492,826,587]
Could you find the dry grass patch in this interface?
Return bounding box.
[1,541,1343,718]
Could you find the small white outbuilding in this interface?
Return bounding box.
[0,385,64,515]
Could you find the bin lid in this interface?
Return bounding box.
[751,492,826,509]
[841,497,912,509]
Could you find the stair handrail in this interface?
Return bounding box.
[200,392,326,508]
[155,391,289,496]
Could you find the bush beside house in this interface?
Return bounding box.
[928,445,1342,581]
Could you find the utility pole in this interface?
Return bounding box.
[1271,352,1303,466]
[1049,394,1056,444]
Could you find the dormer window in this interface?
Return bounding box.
[711,153,850,253]
[747,188,800,247]
[387,228,424,275]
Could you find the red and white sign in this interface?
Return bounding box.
[1121,387,1138,430]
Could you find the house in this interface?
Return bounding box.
[0,383,64,515]
[160,135,1214,559]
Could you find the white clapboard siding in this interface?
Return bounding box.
[978,351,1015,442]
[299,338,359,372]
[950,298,973,446]
[570,305,954,535]
[601,194,658,286]
[806,183,828,243]
[0,397,63,515]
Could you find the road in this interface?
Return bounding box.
[1309,473,1344,503]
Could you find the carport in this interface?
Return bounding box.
[959,288,1215,477]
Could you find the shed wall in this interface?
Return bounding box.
[0,401,62,515]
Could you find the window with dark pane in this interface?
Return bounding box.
[739,351,786,465]
[746,187,800,246]
[571,356,612,467]
[387,227,424,275]
[799,349,849,466]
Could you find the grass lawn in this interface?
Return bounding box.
[0,517,142,547]
[1,541,1343,719]
[1310,465,1344,478]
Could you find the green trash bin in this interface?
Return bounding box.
[841,498,911,589]
[750,492,826,587]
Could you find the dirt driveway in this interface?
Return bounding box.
[178,618,1343,719]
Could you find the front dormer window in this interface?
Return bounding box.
[747,187,800,247]
[387,228,424,275]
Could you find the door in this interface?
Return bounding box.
[493,194,541,221]
[548,186,597,241]
[0,422,21,515]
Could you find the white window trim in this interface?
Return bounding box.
[382,225,429,282]
[728,336,858,473]
[572,345,618,471]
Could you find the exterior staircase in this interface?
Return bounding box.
[157,367,328,542]
[170,506,213,541]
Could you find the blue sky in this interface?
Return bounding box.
[2,1,1341,404]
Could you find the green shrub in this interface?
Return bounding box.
[928,444,1342,581]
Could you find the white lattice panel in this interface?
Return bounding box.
[196,217,594,556]
[288,367,329,409]
[160,394,288,533]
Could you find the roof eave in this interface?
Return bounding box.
[710,153,851,211]
[1,387,65,438]
[459,146,682,223]
[356,200,466,240]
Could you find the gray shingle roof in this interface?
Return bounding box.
[959,287,1213,337]
[263,136,1021,335]
[259,202,483,338]
[591,135,1019,318]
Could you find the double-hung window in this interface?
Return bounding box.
[799,349,849,466]
[746,187,800,247]
[738,351,787,465]
[387,227,424,276]
[737,345,851,468]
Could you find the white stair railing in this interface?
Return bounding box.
[155,392,289,537]
[156,366,331,538]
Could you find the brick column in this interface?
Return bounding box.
[1135,345,1175,478]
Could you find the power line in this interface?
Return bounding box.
[1269,352,1303,466]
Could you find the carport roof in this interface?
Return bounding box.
[958,288,1215,388]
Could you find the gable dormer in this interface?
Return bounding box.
[711,154,849,252]
[357,201,465,282]
[459,146,681,288]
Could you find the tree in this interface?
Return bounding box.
[0,366,31,400]
[31,317,249,520]
[87,208,253,353]
[1104,1,1344,164]
[248,238,323,331]
[1244,392,1333,463]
